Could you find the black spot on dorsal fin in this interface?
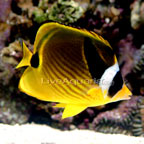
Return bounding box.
[30,52,39,68]
[84,37,114,83]
[108,71,123,97]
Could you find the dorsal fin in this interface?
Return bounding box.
[81,29,112,48]
[33,22,112,53]
[16,41,32,69]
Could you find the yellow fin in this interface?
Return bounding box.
[54,103,66,108]
[81,29,112,48]
[87,87,115,106]
[16,41,32,69]
[62,104,87,119]
[87,87,104,102]
[33,23,112,53]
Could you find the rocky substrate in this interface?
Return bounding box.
[0,123,144,144]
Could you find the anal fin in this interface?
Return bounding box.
[54,103,67,108]
[54,103,87,119]
[63,104,87,119]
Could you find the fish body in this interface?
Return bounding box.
[16,23,132,119]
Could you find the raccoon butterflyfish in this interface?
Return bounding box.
[16,22,132,119]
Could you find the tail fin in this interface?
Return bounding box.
[16,40,32,69]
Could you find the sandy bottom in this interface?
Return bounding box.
[0,123,144,144]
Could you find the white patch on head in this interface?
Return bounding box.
[99,63,119,98]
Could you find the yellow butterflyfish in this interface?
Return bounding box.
[16,22,132,119]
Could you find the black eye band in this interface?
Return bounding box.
[84,37,114,83]
[108,71,123,97]
[30,52,39,68]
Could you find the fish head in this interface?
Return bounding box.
[110,83,132,102]
[88,83,131,107]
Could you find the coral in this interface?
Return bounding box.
[38,0,49,10]
[125,44,144,95]
[0,40,22,85]
[74,0,90,11]
[0,23,11,50]
[6,12,32,26]
[84,0,124,35]
[32,0,85,24]
[93,4,122,26]
[16,0,33,10]
[32,7,48,24]
[0,86,30,125]
[117,34,137,77]
[131,0,144,29]
[47,0,85,24]
[133,44,144,74]
[0,40,32,125]
[0,0,12,22]
[92,96,144,136]
[0,0,12,50]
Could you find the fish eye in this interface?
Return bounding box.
[30,52,39,68]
